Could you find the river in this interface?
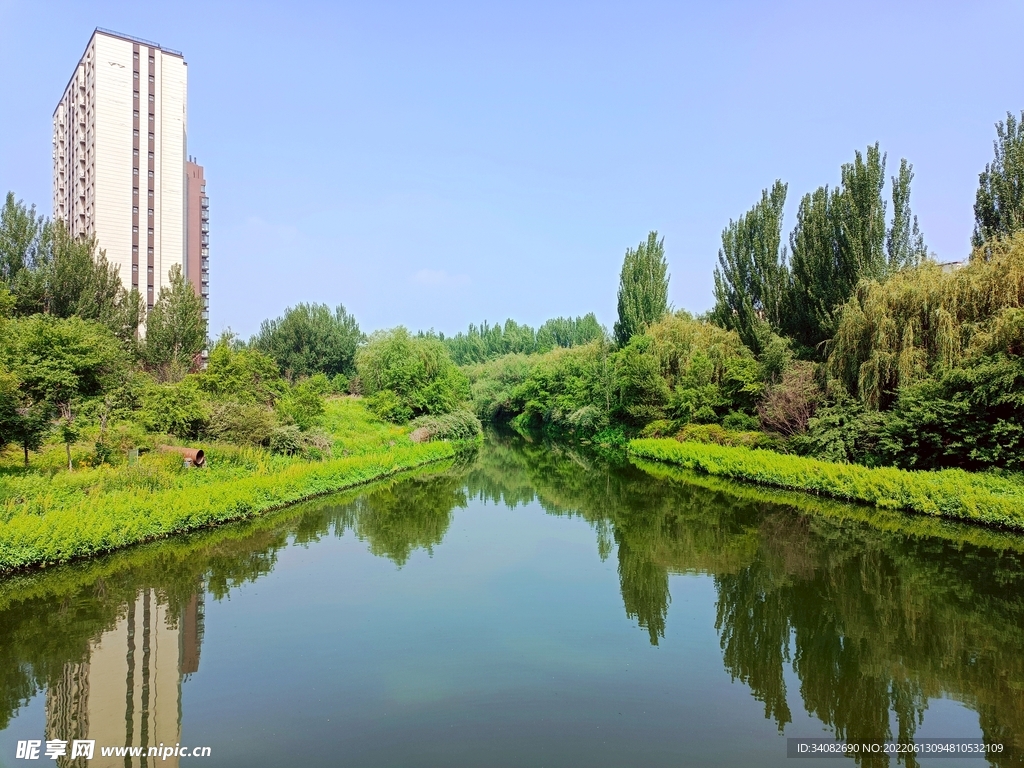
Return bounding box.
[1,434,1022,767]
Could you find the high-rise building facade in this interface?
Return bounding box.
[52,28,190,312]
[185,159,209,321]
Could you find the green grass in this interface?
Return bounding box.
[629,438,1024,530]
[0,398,455,573]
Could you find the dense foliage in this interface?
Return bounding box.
[438,313,605,365]
[973,110,1024,247]
[251,302,362,380]
[356,327,469,422]
[466,312,761,440]
[614,231,669,346]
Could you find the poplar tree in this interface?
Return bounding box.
[143,264,207,373]
[973,111,1024,247]
[785,144,925,352]
[614,231,669,347]
[711,181,789,353]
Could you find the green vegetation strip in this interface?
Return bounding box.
[0,441,454,574]
[628,438,1024,530]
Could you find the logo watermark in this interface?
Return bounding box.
[15,739,211,760]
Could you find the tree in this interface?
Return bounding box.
[143,264,207,373]
[614,231,669,347]
[711,181,789,353]
[785,145,926,353]
[0,192,50,287]
[973,111,1024,248]
[252,302,363,379]
[197,334,285,405]
[536,313,605,351]
[1,200,142,346]
[5,315,123,468]
[356,327,468,422]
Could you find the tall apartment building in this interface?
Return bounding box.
[53,28,204,313]
[185,159,210,320]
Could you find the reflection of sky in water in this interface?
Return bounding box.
[0,441,1016,768]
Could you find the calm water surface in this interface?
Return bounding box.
[1,436,1023,767]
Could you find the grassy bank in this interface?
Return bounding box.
[0,399,455,574]
[629,438,1024,530]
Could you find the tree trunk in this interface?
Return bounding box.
[66,441,72,471]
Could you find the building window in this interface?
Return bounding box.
[133,187,139,197]
[148,133,154,140]
[132,226,138,234]
[133,130,139,137]
[148,75,154,83]
[132,206,138,214]
[133,110,139,118]
[148,209,153,217]
[133,72,139,80]
[148,94,154,102]
[133,149,138,157]
[148,170,153,178]
[133,168,139,176]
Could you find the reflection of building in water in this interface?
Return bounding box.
[45,589,204,768]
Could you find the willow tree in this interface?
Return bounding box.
[614,231,670,347]
[786,145,926,353]
[828,232,1024,408]
[711,180,789,353]
[973,110,1024,248]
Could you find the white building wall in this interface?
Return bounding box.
[91,34,134,288]
[53,29,189,317]
[157,51,187,297]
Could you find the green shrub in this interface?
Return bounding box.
[676,423,775,449]
[197,336,285,405]
[365,389,413,424]
[408,409,482,442]
[629,438,1024,529]
[877,354,1024,471]
[793,395,885,464]
[139,379,207,438]
[356,327,468,419]
[206,401,276,446]
[275,379,325,430]
[269,424,304,455]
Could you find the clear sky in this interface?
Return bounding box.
[2,0,1022,338]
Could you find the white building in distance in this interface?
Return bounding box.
[52,28,204,312]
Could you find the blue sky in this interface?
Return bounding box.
[1,0,1022,338]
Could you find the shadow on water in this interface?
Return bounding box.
[2,434,1024,766]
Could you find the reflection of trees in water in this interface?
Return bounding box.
[2,438,1024,765]
[335,474,467,566]
[467,433,1024,766]
[0,465,465,732]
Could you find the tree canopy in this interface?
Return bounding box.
[614,231,669,347]
[251,302,362,379]
[143,264,207,374]
[973,111,1024,247]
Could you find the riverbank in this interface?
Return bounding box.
[628,438,1024,530]
[0,400,456,574]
